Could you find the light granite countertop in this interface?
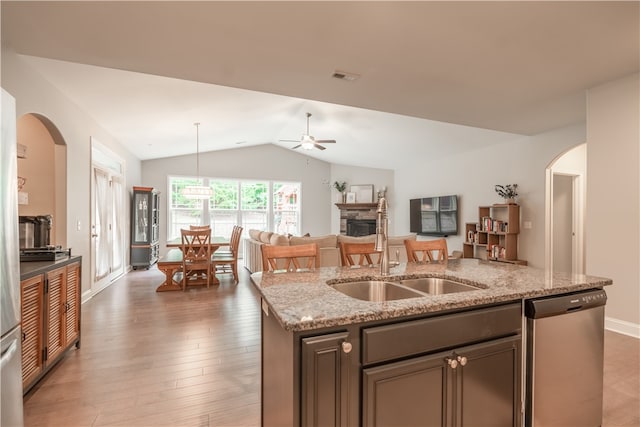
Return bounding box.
[250,258,612,332]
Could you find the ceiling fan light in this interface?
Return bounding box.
[301,141,315,150]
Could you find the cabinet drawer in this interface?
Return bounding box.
[362,303,521,365]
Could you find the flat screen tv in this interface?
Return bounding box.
[409,195,458,237]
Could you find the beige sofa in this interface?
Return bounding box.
[243,230,417,273]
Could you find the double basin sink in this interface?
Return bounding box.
[330,277,481,302]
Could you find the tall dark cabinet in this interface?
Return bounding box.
[131,186,159,269]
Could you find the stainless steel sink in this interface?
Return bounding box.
[395,277,479,295]
[330,280,424,302]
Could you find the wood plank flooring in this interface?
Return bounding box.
[23,265,639,426]
[24,266,261,427]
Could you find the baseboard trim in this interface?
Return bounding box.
[605,316,640,339]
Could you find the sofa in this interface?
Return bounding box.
[243,229,417,273]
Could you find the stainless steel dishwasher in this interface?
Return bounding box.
[525,289,607,427]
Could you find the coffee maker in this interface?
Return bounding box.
[19,215,52,249]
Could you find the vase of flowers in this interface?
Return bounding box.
[495,184,518,204]
[333,181,347,203]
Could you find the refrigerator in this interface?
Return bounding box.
[1,88,25,426]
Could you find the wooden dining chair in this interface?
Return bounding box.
[261,243,319,272]
[211,225,243,283]
[404,238,448,263]
[215,224,242,257]
[339,242,381,266]
[189,225,211,231]
[180,228,212,289]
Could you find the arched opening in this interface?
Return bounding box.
[545,143,586,275]
[16,113,67,248]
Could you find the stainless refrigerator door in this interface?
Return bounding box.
[1,326,24,427]
[0,88,20,337]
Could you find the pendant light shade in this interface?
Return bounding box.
[182,122,213,199]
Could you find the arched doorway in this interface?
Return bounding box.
[545,143,586,275]
[16,113,67,248]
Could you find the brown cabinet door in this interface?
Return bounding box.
[301,331,351,427]
[456,335,522,427]
[20,275,44,389]
[64,262,81,346]
[362,351,450,427]
[45,266,66,363]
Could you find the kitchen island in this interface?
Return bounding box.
[251,259,612,427]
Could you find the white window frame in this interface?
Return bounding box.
[167,176,301,241]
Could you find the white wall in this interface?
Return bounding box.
[141,143,335,254]
[587,73,640,336]
[394,124,585,268]
[2,49,142,297]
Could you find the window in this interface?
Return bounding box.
[167,176,300,241]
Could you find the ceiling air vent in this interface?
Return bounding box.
[332,70,360,82]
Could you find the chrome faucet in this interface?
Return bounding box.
[374,196,390,275]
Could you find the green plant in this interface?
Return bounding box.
[495,184,518,198]
[333,181,347,193]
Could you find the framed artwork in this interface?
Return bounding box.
[346,192,356,203]
[350,184,374,203]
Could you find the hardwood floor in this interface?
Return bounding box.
[24,266,261,427]
[23,265,639,426]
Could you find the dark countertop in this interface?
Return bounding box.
[20,256,82,281]
[250,258,613,332]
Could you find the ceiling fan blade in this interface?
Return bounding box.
[314,143,327,151]
[315,139,336,144]
[279,139,301,143]
[291,144,302,150]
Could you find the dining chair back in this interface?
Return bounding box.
[261,243,319,272]
[180,228,212,289]
[404,238,448,263]
[211,225,243,283]
[189,225,211,231]
[339,242,380,266]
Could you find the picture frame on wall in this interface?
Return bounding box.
[346,192,356,203]
[350,184,374,203]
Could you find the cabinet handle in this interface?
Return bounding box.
[22,332,26,342]
[341,341,352,354]
[457,356,468,366]
[446,357,458,369]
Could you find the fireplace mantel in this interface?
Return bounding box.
[334,203,378,210]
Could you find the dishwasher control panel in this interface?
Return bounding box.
[525,289,607,319]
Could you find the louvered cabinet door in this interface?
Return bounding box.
[20,275,45,390]
[45,266,66,363]
[64,262,81,346]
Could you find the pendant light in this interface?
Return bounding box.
[182,122,213,199]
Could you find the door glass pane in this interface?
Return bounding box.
[111,176,124,274]
[94,168,110,282]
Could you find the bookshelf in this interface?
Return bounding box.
[462,204,527,265]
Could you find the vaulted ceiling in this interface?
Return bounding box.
[2,1,638,169]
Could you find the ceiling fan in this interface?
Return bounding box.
[280,112,336,151]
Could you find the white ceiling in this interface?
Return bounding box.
[2,1,638,169]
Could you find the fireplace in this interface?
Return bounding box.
[347,219,377,237]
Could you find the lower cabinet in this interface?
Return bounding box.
[301,332,352,427]
[262,300,521,427]
[20,258,82,393]
[362,335,521,427]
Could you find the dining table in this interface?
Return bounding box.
[156,236,229,291]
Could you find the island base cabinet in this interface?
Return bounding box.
[301,332,351,427]
[363,334,522,427]
[363,353,448,426]
[261,304,359,427]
